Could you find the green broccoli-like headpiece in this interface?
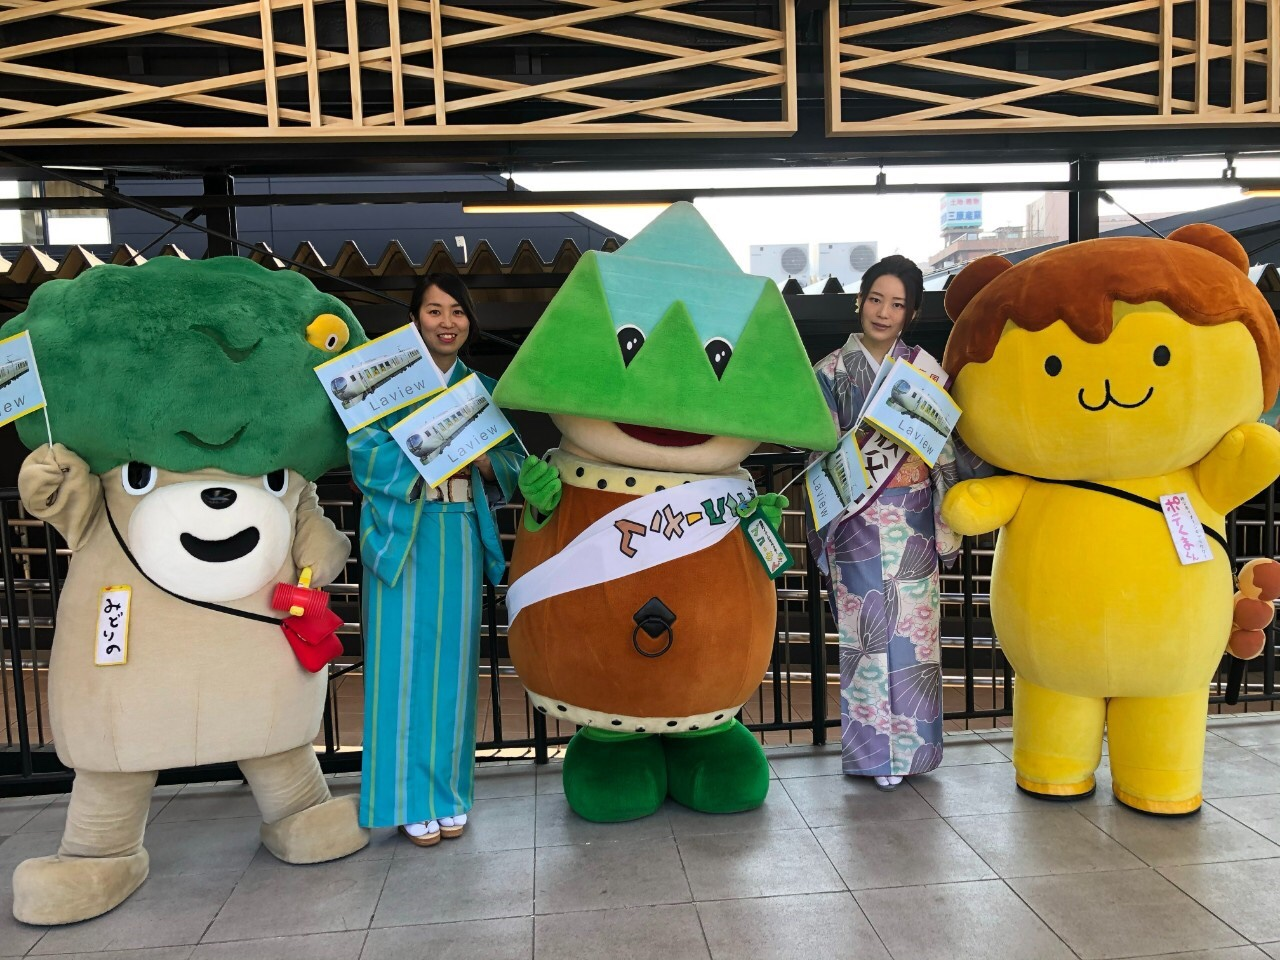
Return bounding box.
[1,256,368,479]
[494,202,836,451]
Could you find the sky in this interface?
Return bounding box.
[516,156,1280,277]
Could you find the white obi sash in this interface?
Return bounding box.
[506,474,755,624]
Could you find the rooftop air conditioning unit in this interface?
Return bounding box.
[817,242,878,290]
[750,243,811,286]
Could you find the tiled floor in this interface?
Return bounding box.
[1,713,1280,959]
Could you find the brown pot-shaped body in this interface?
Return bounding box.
[508,482,776,723]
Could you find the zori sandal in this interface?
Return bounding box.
[398,821,441,847]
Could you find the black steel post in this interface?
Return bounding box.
[202,173,238,258]
[533,708,549,765]
[486,582,503,744]
[0,499,33,777]
[1266,484,1277,698]
[961,536,976,715]
[807,548,827,745]
[1068,159,1100,244]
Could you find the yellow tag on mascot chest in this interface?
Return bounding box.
[941,224,1280,815]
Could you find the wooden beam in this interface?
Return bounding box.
[360,62,720,126]
[0,0,322,65]
[0,1,308,63]
[260,0,279,127]
[838,77,1059,119]
[414,1,783,77]
[0,120,799,143]
[780,0,795,128]
[0,60,344,127]
[530,75,782,126]
[1196,0,1210,111]
[439,39,781,117]
[0,97,173,128]
[388,0,406,125]
[302,0,321,126]
[875,48,1221,123]
[345,0,362,126]
[842,1,1163,73]
[1160,0,1173,114]
[825,0,840,134]
[1233,0,1246,112]
[904,0,1269,67]
[841,0,1043,39]
[428,0,443,126]
[836,39,1206,112]
[436,0,699,52]
[1272,0,1280,113]
[0,0,105,27]
[553,0,775,42]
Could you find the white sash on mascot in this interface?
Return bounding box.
[506,475,755,624]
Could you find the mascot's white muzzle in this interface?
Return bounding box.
[127,480,291,601]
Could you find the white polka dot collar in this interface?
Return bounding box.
[548,448,749,496]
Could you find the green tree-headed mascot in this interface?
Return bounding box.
[4,257,371,925]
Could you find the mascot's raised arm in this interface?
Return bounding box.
[493,202,836,823]
[941,224,1280,815]
[4,257,371,925]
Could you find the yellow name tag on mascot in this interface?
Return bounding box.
[941,224,1280,815]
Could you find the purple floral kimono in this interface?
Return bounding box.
[807,334,985,777]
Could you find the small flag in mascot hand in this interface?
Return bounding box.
[388,374,516,489]
[313,323,446,432]
[0,330,49,434]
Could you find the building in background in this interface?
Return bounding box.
[927,191,1179,274]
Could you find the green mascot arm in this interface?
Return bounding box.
[738,492,788,533]
[291,480,352,588]
[518,456,562,532]
[17,443,102,551]
[1196,422,1280,517]
[942,475,1030,535]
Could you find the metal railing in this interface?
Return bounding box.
[2,453,1277,796]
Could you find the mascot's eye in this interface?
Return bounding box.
[1153,345,1171,367]
[1044,355,1062,377]
[306,314,350,353]
[617,326,645,366]
[122,462,157,496]
[704,338,733,379]
[263,470,289,497]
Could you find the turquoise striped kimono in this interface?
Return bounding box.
[349,362,523,828]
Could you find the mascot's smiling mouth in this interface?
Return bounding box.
[1077,379,1154,412]
[616,422,712,447]
[180,527,261,563]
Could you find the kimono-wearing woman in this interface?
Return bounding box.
[350,273,524,845]
[807,256,982,790]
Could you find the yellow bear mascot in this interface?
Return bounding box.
[941,224,1280,815]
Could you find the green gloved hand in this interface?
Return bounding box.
[518,456,562,523]
[738,492,789,533]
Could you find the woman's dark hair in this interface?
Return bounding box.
[409,272,482,358]
[858,254,924,328]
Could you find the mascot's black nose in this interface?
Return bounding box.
[201,487,237,510]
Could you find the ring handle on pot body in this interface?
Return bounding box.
[632,596,676,659]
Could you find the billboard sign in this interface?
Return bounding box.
[940,193,983,231]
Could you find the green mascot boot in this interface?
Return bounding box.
[663,719,770,813]
[562,727,667,822]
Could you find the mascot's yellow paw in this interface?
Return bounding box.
[941,480,994,535]
[942,476,1026,535]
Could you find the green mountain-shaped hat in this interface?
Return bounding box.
[2,256,368,479]
[494,202,836,451]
